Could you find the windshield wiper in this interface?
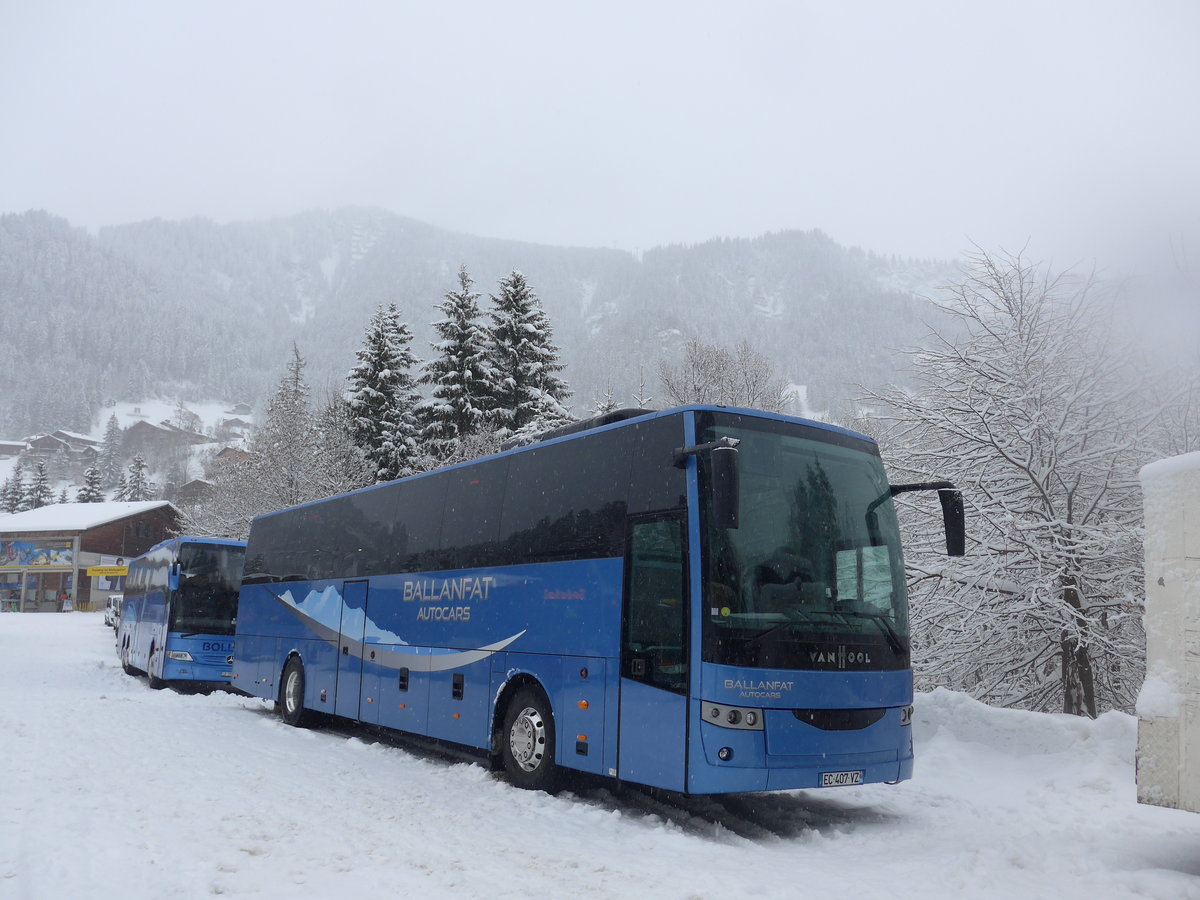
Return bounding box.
[744,618,801,645]
[835,610,905,655]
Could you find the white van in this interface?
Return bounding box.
[104,594,123,629]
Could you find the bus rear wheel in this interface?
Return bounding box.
[500,686,561,793]
[121,640,139,676]
[147,644,166,689]
[280,658,312,728]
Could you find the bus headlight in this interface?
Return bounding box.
[701,701,765,731]
[166,650,193,661]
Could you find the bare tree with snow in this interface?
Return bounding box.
[658,339,793,412]
[866,249,1152,717]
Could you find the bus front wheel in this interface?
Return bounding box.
[500,687,561,793]
[280,658,312,728]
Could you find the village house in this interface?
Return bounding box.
[0,501,181,613]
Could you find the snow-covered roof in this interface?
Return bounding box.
[0,501,176,534]
[51,430,99,444]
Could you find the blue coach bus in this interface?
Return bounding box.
[117,536,247,689]
[233,405,963,793]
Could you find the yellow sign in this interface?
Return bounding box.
[87,565,129,577]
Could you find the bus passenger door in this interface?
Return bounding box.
[618,514,689,791]
[335,580,369,720]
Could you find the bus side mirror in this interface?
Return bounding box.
[168,562,181,591]
[939,489,965,557]
[675,436,741,530]
[712,445,740,530]
[885,481,966,557]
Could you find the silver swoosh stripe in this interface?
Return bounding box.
[277,596,524,672]
[370,632,527,672]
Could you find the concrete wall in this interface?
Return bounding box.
[1138,451,1200,813]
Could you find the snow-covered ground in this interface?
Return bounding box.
[2,613,1198,900]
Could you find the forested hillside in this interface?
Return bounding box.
[0,208,949,435]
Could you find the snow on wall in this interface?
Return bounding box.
[1137,451,1200,813]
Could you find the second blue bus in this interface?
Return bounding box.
[117,536,246,688]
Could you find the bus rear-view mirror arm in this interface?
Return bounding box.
[675,436,741,530]
[882,481,966,557]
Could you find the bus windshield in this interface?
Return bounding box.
[169,542,245,635]
[699,412,909,671]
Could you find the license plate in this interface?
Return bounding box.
[221,671,233,678]
[821,770,863,787]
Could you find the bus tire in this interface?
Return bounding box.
[147,644,166,690]
[280,657,312,728]
[121,641,139,676]
[500,686,561,794]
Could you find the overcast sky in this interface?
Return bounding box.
[2,0,1198,270]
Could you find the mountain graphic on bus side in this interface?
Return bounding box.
[273,585,526,672]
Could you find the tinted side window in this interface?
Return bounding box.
[326,488,399,579]
[627,414,686,514]
[244,511,296,583]
[500,428,633,563]
[394,473,448,573]
[299,498,345,580]
[440,458,509,569]
[289,506,335,581]
[126,561,148,600]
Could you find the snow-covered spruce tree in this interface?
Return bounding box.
[1,463,25,513]
[76,466,105,502]
[486,270,572,438]
[26,461,52,509]
[185,346,368,539]
[658,339,794,412]
[98,414,125,487]
[111,472,129,502]
[347,303,422,482]
[124,455,154,501]
[418,266,493,459]
[866,249,1150,717]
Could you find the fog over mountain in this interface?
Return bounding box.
[1,208,950,437]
